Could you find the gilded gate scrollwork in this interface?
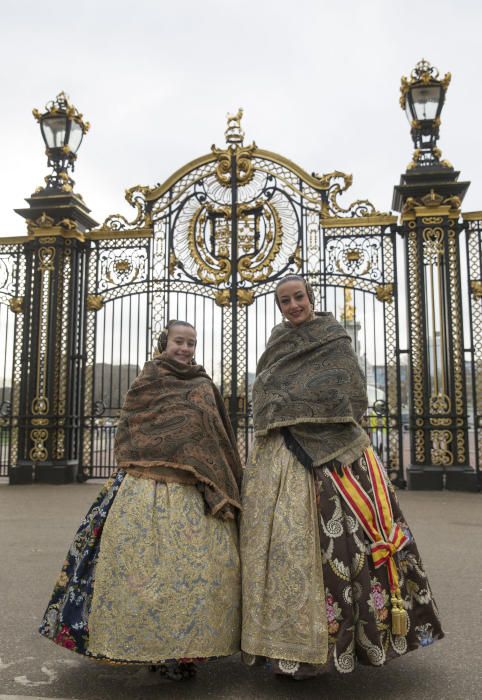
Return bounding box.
[79,112,403,480]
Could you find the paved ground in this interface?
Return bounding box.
[0,481,481,700]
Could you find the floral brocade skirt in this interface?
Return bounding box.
[240,433,443,678]
[39,472,241,664]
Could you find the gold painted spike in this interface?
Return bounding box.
[237,289,255,306]
[86,294,104,312]
[9,297,24,313]
[214,289,231,307]
[375,284,394,303]
[470,280,482,300]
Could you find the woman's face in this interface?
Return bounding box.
[276,280,313,326]
[165,325,197,364]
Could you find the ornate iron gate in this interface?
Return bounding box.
[0,242,26,476]
[2,102,480,488]
[79,114,403,482]
[81,231,154,479]
[463,215,482,481]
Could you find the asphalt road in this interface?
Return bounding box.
[0,481,481,700]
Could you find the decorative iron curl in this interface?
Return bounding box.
[211,143,257,186]
[313,170,384,218]
[99,185,152,232]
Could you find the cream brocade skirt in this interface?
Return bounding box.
[240,433,328,665]
[88,475,241,661]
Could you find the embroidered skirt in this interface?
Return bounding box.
[39,471,241,663]
[240,433,443,677]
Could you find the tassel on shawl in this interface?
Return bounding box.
[391,590,409,636]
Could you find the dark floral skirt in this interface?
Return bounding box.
[39,471,126,657]
[281,456,442,677]
[241,436,443,678]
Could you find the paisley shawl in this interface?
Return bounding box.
[114,354,242,519]
[253,313,370,467]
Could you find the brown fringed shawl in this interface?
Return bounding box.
[253,313,370,467]
[114,354,242,519]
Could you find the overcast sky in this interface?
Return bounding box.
[1,0,481,236]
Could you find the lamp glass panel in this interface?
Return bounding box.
[68,121,83,153]
[405,101,414,123]
[42,116,68,148]
[411,85,443,120]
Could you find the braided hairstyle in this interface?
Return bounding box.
[274,274,315,309]
[157,320,196,354]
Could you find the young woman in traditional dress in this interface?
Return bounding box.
[240,275,443,679]
[40,320,242,681]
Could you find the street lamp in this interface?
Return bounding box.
[32,91,90,192]
[400,59,451,169]
[393,61,475,491]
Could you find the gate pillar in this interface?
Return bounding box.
[393,60,477,489]
[11,193,97,483]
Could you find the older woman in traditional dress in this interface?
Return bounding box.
[240,275,443,678]
[40,320,242,681]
